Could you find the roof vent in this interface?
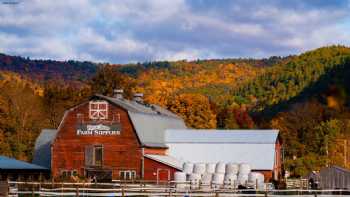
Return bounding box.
[133,93,143,103]
[114,89,123,99]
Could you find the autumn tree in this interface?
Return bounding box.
[167,93,217,129]
[270,100,326,176]
[315,119,347,167]
[43,82,92,128]
[90,64,135,98]
[0,130,11,156]
[0,73,49,160]
[217,105,255,129]
[270,96,350,177]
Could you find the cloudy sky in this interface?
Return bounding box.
[0,0,350,63]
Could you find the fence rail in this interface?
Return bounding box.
[285,179,309,189]
[6,181,350,197]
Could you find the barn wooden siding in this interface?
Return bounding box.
[143,157,178,181]
[274,137,282,180]
[51,100,143,180]
[144,148,167,155]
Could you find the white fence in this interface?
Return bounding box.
[6,181,350,197]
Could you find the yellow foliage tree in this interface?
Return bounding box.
[167,93,216,129]
[0,72,49,160]
[134,62,260,108]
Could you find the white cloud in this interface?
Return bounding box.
[96,0,186,24]
[0,0,349,63]
[75,27,155,62]
[154,48,217,61]
[0,32,76,60]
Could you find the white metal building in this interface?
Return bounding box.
[164,129,281,180]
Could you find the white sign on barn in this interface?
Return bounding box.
[76,123,121,136]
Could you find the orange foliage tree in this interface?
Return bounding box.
[218,105,255,129]
[167,93,217,129]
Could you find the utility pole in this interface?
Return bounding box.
[325,137,329,167]
[344,139,347,167]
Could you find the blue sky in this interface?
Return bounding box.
[0,0,349,63]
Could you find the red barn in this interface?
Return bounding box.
[33,92,185,181]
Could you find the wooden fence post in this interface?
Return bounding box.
[39,181,41,197]
[32,184,35,197]
[61,182,63,197]
[76,186,79,197]
[233,180,236,193]
[121,183,125,197]
[0,181,9,197]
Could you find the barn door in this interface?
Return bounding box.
[85,145,94,166]
[157,169,170,184]
[85,145,103,167]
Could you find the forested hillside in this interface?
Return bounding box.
[0,53,96,85]
[0,71,91,161]
[0,45,349,177]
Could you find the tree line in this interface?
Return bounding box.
[0,46,349,177]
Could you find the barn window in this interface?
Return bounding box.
[85,145,103,167]
[72,170,78,176]
[119,170,136,180]
[94,145,103,166]
[60,170,72,178]
[89,101,108,120]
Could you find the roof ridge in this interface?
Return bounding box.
[93,94,182,119]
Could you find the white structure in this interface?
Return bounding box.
[174,172,186,182]
[248,172,265,189]
[239,163,251,174]
[215,162,226,173]
[238,174,249,185]
[164,130,279,172]
[193,163,206,174]
[183,162,194,174]
[226,163,239,174]
[224,174,237,185]
[202,173,213,184]
[174,172,187,188]
[212,173,225,185]
[206,163,216,174]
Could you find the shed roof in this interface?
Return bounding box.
[320,165,350,174]
[319,165,350,189]
[165,129,279,144]
[33,129,58,168]
[0,156,48,170]
[144,154,183,170]
[92,95,187,147]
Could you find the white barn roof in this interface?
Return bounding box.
[144,154,183,170]
[164,129,279,170]
[93,95,187,148]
